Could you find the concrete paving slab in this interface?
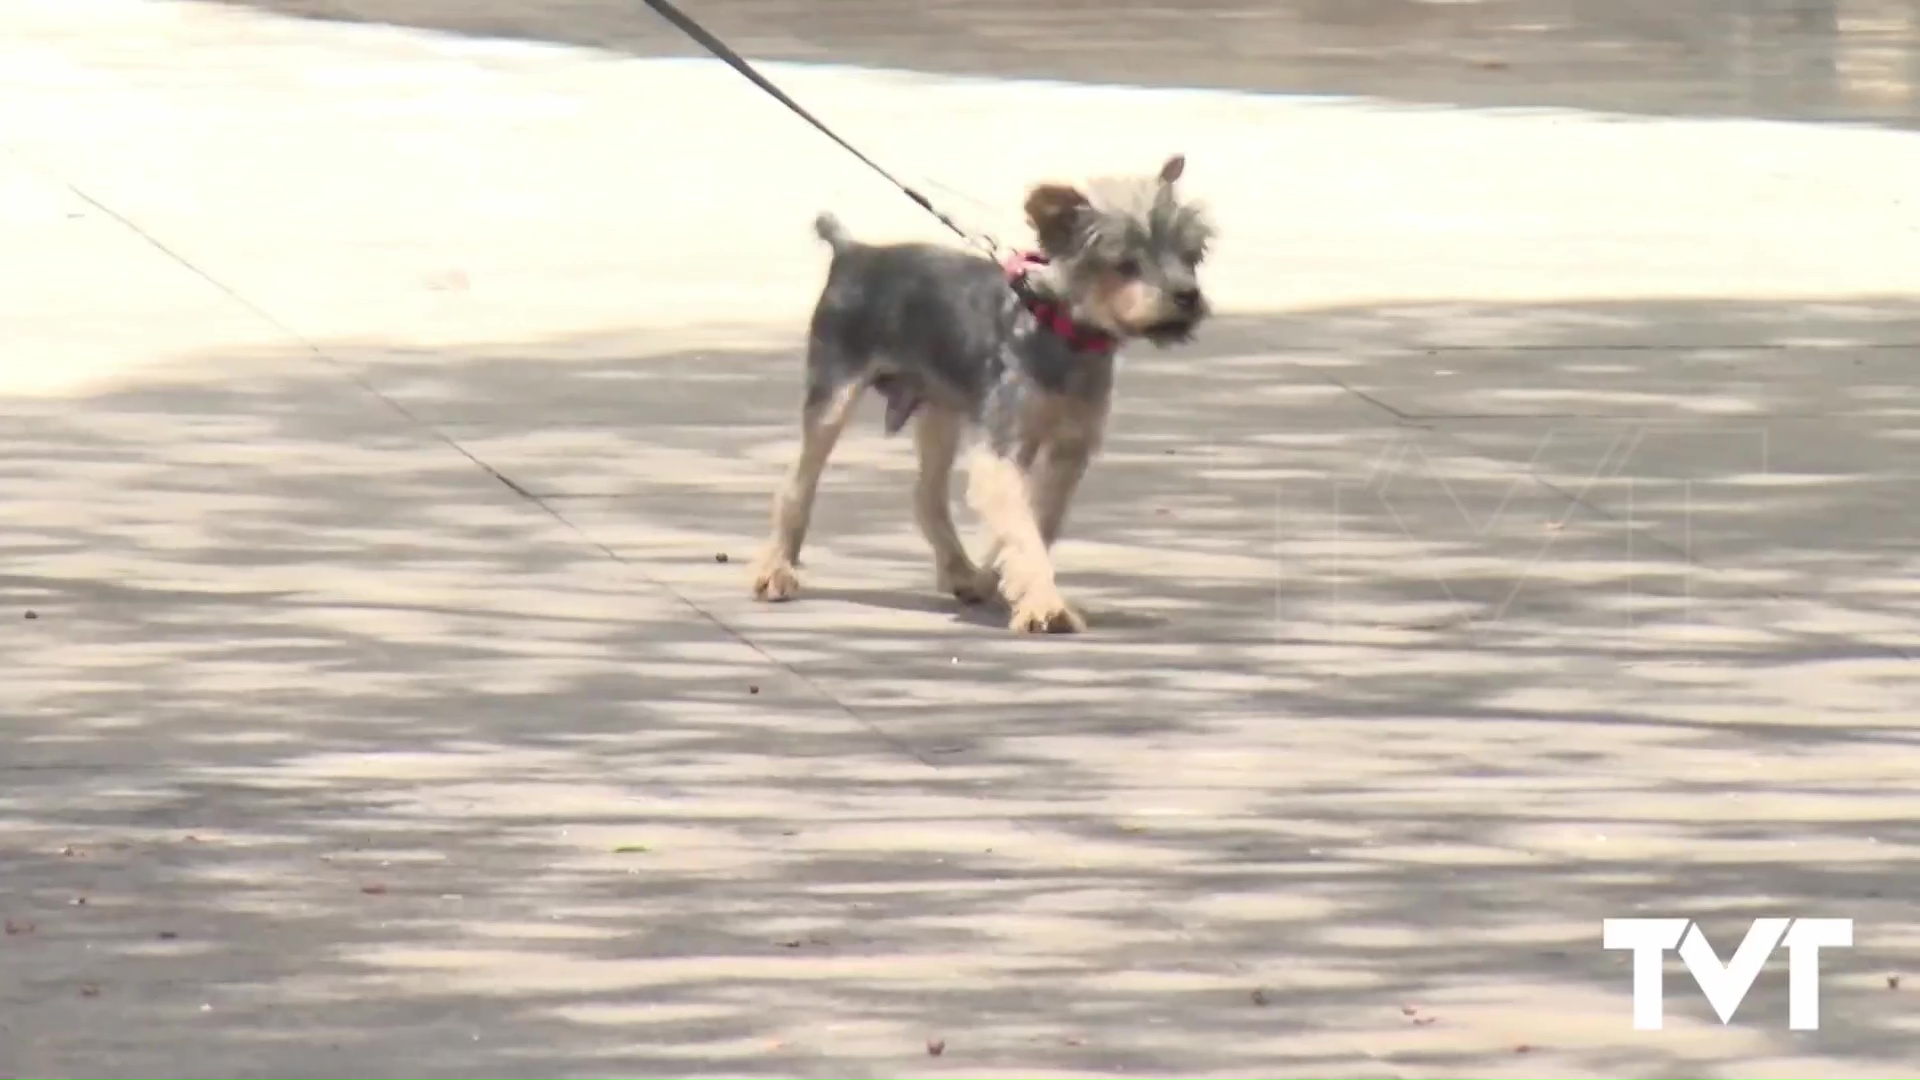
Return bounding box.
[4,0,1920,1077]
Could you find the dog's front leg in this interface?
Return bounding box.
[972,439,1093,590]
[1030,441,1093,548]
[966,445,1085,634]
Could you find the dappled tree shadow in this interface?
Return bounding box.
[3,294,1918,1076]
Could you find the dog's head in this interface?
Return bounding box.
[1023,154,1214,347]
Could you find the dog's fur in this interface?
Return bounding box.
[749,154,1212,633]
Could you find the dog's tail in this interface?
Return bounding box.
[813,212,856,255]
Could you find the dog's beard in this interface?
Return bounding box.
[1142,318,1198,346]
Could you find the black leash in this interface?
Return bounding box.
[640,0,1001,258]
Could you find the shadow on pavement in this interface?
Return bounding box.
[213,0,1920,128]
[3,294,1918,1075]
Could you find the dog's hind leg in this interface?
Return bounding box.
[966,445,1085,634]
[751,371,864,602]
[912,408,992,604]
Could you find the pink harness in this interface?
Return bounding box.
[1002,251,1118,355]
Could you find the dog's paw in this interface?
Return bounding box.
[752,560,801,602]
[1009,593,1086,635]
[940,563,998,606]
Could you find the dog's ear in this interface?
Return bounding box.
[1158,154,1186,185]
[1024,183,1091,256]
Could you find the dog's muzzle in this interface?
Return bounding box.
[1145,289,1206,344]
[1144,320,1196,345]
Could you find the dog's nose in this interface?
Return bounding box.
[1173,288,1202,312]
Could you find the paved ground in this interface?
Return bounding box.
[3,0,1920,1076]
[224,0,1920,127]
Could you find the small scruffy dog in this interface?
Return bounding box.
[750,154,1213,633]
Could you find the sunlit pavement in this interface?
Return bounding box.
[2,1,1918,1075]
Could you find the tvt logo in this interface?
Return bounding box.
[1603,917,1853,1030]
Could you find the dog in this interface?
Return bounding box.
[749,154,1212,633]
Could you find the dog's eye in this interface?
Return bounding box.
[1115,257,1142,278]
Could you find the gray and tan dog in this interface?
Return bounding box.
[750,154,1213,633]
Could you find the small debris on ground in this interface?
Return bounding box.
[612,844,651,854]
[748,685,760,695]
[1889,974,1902,990]
[80,984,100,998]
[23,610,37,620]
[926,1038,945,1057]
[70,896,86,906]
[158,931,178,940]
[360,884,388,895]
[1249,987,1269,1006]
[4,919,34,935]
[714,552,730,563]
[1513,1043,1533,1054]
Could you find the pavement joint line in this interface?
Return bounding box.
[1212,328,1918,661]
[3,140,294,352]
[1264,349,1911,660]
[0,139,948,777]
[0,125,1291,970]
[1320,374,1415,421]
[1396,412,1920,665]
[14,149,1269,876]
